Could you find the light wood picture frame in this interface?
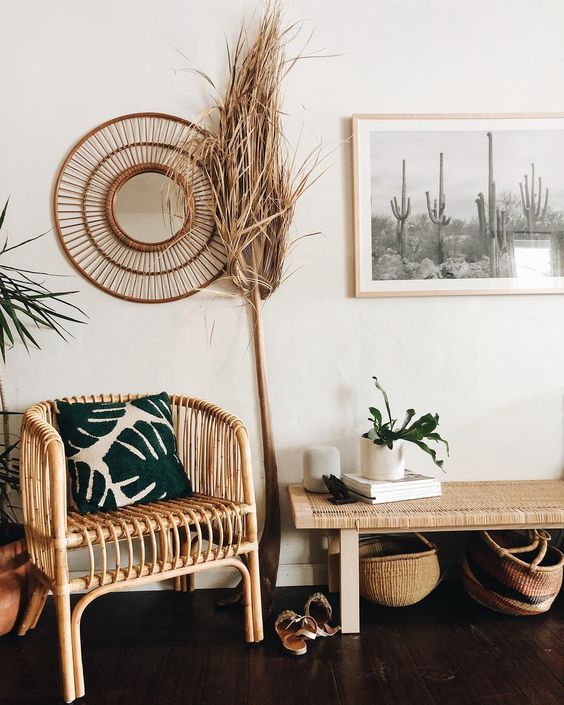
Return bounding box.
[352,113,564,297]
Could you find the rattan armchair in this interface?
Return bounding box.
[18,394,263,703]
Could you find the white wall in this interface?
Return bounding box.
[1,0,563,585]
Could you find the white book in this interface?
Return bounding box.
[343,470,440,498]
[349,486,442,505]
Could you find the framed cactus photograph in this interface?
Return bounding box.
[352,113,564,297]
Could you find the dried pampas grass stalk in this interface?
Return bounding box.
[175,1,326,615]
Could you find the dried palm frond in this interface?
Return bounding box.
[179,1,324,301]
[174,1,326,616]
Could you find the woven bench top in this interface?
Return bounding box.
[288,480,564,531]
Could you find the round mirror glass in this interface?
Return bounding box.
[113,171,188,245]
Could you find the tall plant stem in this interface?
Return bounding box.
[0,368,10,474]
[0,367,12,525]
[250,284,280,618]
[0,368,8,445]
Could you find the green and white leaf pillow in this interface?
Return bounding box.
[56,392,192,514]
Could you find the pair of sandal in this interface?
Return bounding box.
[275,592,340,655]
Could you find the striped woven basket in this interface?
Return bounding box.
[359,533,440,607]
[463,529,564,616]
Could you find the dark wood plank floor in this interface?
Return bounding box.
[0,581,562,705]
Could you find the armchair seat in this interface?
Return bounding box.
[65,494,254,590]
[18,393,263,703]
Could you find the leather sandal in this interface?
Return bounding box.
[305,592,340,637]
[275,610,317,655]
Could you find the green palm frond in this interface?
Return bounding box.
[0,199,86,529]
[0,199,86,360]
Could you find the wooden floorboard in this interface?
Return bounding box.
[251,586,342,705]
[463,598,564,705]
[420,582,529,702]
[355,614,436,705]
[476,695,532,705]
[506,610,564,687]
[329,630,390,705]
[395,608,483,705]
[148,593,211,705]
[0,582,562,705]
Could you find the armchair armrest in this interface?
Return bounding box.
[171,396,256,509]
[20,403,68,586]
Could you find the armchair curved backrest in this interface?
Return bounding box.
[19,393,263,703]
[20,393,257,588]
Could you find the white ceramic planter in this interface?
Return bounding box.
[360,436,406,481]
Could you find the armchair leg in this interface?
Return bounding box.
[173,532,193,592]
[70,600,86,699]
[18,578,48,636]
[173,575,192,592]
[232,559,254,643]
[54,592,76,703]
[174,529,186,592]
[247,549,264,642]
[186,535,197,591]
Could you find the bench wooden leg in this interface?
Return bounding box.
[339,528,360,633]
[327,531,340,593]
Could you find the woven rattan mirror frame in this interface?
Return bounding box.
[53,112,225,303]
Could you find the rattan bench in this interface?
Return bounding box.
[288,480,564,633]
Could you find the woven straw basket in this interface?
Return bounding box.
[359,533,440,607]
[463,529,564,616]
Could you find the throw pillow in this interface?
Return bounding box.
[55,392,192,514]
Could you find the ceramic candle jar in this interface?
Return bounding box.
[303,446,341,493]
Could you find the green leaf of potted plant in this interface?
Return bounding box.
[360,376,449,481]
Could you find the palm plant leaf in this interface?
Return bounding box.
[0,200,8,232]
[0,201,86,529]
[0,200,86,360]
[175,4,324,302]
[172,1,326,615]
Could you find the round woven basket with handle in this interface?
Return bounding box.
[463,529,564,616]
[359,533,440,607]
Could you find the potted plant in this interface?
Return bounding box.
[0,414,26,636]
[0,200,84,636]
[361,377,449,481]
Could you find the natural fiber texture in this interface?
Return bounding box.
[359,534,440,606]
[19,393,263,702]
[173,2,324,614]
[176,3,321,300]
[54,113,224,303]
[288,482,564,530]
[55,392,191,513]
[463,529,564,616]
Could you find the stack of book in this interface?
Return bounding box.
[342,470,442,504]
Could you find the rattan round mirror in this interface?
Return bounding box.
[53,112,225,303]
